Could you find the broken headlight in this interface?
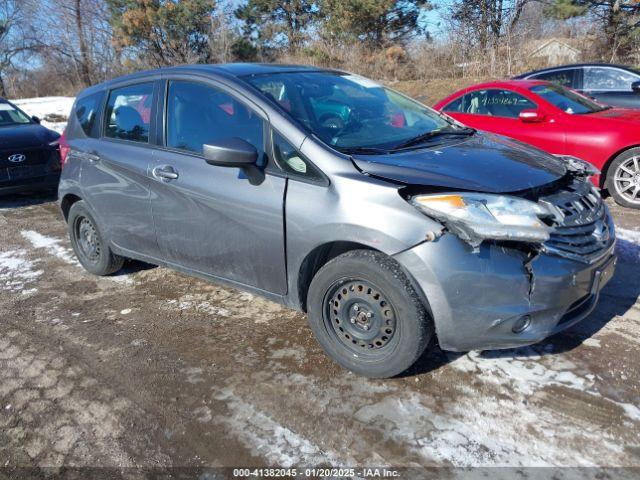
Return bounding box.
[410,193,552,246]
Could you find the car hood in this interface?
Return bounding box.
[588,107,640,124]
[351,132,567,193]
[0,123,58,149]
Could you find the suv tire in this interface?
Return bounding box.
[68,200,125,275]
[307,249,433,378]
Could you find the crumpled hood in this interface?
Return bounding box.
[0,124,57,149]
[352,132,567,193]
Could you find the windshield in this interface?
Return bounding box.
[0,102,32,126]
[530,84,607,114]
[245,71,455,152]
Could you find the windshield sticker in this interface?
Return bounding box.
[343,74,381,89]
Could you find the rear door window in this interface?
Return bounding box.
[104,83,154,143]
[584,67,640,91]
[74,92,103,138]
[531,69,578,89]
[165,80,264,159]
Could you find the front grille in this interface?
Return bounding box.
[539,180,615,263]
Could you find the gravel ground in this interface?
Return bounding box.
[0,192,638,477]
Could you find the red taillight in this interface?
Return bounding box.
[59,131,70,169]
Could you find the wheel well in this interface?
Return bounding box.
[600,145,640,189]
[297,241,376,312]
[60,194,82,221]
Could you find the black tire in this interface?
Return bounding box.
[605,148,640,209]
[307,249,433,378]
[67,200,125,275]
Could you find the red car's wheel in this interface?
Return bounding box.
[607,148,640,209]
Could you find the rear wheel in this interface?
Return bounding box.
[606,148,640,209]
[68,201,124,275]
[307,250,433,378]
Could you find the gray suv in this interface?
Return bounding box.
[59,64,616,378]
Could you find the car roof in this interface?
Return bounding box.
[515,63,639,78]
[79,63,340,97]
[464,79,549,90]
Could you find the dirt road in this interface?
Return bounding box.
[0,193,639,476]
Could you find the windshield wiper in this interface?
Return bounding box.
[392,127,475,151]
[339,146,390,155]
[583,105,612,114]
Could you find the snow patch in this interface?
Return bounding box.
[616,227,640,263]
[354,390,624,467]
[450,348,588,395]
[214,387,355,467]
[166,295,231,317]
[0,249,43,293]
[11,96,75,133]
[269,347,306,363]
[21,230,78,265]
[20,230,132,284]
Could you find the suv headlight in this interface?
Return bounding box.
[410,193,552,245]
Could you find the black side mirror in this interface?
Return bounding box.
[203,137,258,167]
[31,115,41,124]
[632,81,640,93]
[203,137,264,185]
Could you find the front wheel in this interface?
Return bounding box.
[68,201,125,275]
[307,250,433,378]
[606,148,640,209]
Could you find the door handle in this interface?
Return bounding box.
[152,165,179,182]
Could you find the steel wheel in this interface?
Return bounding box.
[614,156,640,205]
[324,279,398,356]
[74,216,101,264]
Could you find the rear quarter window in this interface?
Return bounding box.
[74,92,104,138]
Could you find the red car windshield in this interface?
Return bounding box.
[530,84,608,115]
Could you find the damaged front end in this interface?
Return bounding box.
[405,157,614,266]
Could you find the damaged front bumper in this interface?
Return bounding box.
[394,234,616,352]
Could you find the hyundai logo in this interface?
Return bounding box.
[8,153,26,163]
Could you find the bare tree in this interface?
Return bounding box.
[0,1,35,96]
[24,0,115,89]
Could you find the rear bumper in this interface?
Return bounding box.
[0,172,60,196]
[394,234,616,352]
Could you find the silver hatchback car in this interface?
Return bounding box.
[59,64,616,378]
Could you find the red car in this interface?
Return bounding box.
[434,80,640,208]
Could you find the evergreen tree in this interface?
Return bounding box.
[235,0,317,52]
[320,0,431,48]
[108,0,215,66]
